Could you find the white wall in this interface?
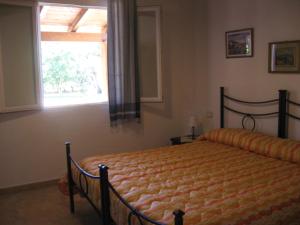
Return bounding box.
[6,0,300,189]
[206,0,300,139]
[0,0,208,189]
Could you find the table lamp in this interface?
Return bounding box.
[189,116,197,139]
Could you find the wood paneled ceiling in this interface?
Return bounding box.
[40,5,107,42]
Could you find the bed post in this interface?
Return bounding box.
[99,165,111,225]
[173,209,185,225]
[278,90,287,138]
[65,142,75,214]
[220,86,225,128]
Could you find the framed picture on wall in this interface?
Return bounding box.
[225,28,253,58]
[269,40,300,73]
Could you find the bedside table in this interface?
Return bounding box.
[170,135,197,145]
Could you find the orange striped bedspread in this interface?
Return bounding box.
[72,129,300,225]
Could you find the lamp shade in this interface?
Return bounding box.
[189,116,197,127]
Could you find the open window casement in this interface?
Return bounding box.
[0,1,41,113]
[138,6,162,103]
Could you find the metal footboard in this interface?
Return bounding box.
[65,142,185,225]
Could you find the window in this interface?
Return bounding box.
[0,2,162,113]
[40,5,108,107]
[137,6,162,102]
[0,2,41,113]
[0,2,108,113]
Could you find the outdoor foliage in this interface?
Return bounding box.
[42,42,102,95]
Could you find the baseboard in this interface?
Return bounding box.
[0,178,59,195]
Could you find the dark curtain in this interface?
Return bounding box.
[107,0,140,125]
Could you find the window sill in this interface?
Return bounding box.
[43,101,108,110]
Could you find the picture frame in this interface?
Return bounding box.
[269,40,300,73]
[225,28,253,58]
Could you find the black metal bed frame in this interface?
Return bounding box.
[287,99,300,121]
[220,87,288,138]
[66,143,184,225]
[65,87,300,225]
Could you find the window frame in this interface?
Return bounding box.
[138,6,163,103]
[39,2,109,108]
[0,1,162,112]
[0,0,42,113]
[0,0,108,113]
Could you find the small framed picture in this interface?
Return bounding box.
[225,28,253,58]
[269,40,300,73]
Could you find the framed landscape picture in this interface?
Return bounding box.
[269,40,300,73]
[226,28,253,58]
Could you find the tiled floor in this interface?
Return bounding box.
[0,184,100,225]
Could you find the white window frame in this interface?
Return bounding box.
[38,1,108,108]
[0,1,161,112]
[0,0,42,113]
[138,6,163,103]
[39,0,107,8]
[0,0,108,113]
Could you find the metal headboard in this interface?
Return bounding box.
[220,87,288,138]
[286,99,300,138]
[287,99,300,121]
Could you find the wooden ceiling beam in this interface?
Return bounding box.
[41,32,106,42]
[68,8,88,32]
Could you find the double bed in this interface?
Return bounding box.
[65,87,300,225]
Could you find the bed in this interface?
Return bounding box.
[65,87,300,225]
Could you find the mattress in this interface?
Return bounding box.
[72,129,300,225]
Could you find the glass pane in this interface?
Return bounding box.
[0,4,37,107]
[138,10,158,98]
[41,41,108,107]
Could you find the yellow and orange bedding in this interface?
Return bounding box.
[72,129,300,225]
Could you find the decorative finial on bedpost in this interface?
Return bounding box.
[65,142,71,154]
[99,164,111,225]
[173,209,185,225]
